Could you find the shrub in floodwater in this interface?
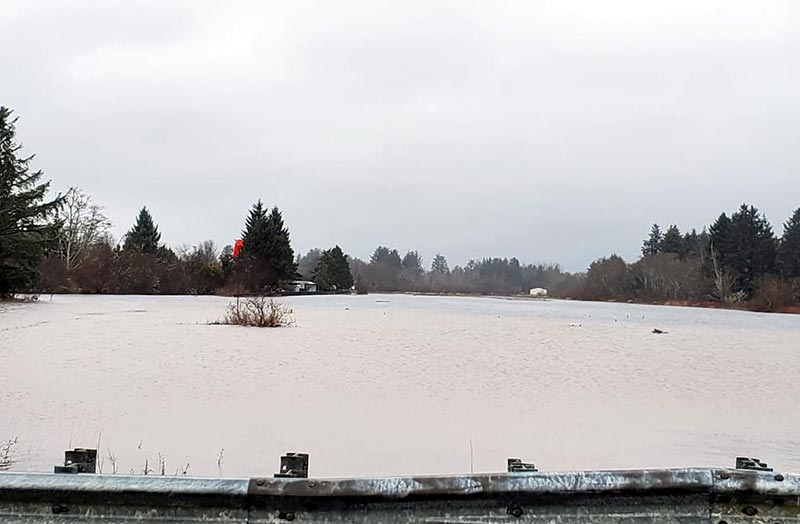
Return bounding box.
[214,296,295,327]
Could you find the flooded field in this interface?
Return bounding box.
[1,294,799,477]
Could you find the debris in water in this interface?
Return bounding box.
[652,328,668,334]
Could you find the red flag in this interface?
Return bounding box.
[233,239,243,258]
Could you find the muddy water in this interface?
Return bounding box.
[1,294,799,477]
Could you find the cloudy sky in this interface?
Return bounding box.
[3,1,799,271]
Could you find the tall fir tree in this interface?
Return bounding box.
[123,207,161,253]
[430,254,450,274]
[264,206,296,283]
[683,228,709,257]
[0,107,63,296]
[370,246,402,268]
[720,204,777,294]
[709,213,733,263]
[238,201,296,289]
[641,223,662,256]
[240,200,269,259]
[660,225,686,256]
[777,207,800,278]
[401,250,424,276]
[238,200,272,290]
[313,245,353,291]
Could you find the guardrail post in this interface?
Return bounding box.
[54,448,97,474]
[274,452,308,478]
[508,458,537,472]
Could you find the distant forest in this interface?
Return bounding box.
[2,106,799,312]
[582,207,800,312]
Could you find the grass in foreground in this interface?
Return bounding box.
[0,437,17,471]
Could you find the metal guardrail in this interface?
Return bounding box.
[0,453,798,523]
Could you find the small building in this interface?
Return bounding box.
[529,287,548,297]
[288,280,318,293]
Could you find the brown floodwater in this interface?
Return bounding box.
[1,294,799,477]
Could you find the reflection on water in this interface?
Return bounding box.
[2,294,799,477]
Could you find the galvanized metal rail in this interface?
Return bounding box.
[1,459,798,523]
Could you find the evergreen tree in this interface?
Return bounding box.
[237,200,272,290]
[660,225,686,256]
[240,200,269,259]
[370,246,402,268]
[641,223,662,256]
[683,228,709,257]
[683,229,698,256]
[401,250,423,276]
[0,107,62,296]
[218,244,235,280]
[725,204,777,294]
[430,254,450,274]
[709,213,733,264]
[508,257,523,289]
[123,207,161,253]
[313,245,353,291]
[238,202,296,289]
[777,207,800,278]
[264,206,296,283]
[367,246,403,290]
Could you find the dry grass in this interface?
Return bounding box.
[213,296,295,327]
[215,283,248,297]
[0,437,18,471]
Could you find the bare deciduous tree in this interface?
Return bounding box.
[57,187,112,270]
[709,244,738,302]
[194,240,218,266]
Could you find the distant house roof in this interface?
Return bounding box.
[290,280,316,285]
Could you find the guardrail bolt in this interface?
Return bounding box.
[741,506,758,516]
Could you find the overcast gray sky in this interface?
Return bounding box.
[3,1,799,271]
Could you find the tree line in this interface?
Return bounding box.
[1,106,580,299]
[0,106,356,297]
[2,105,798,310]
[578,205,800,311]
[34,199,361,296]
[297,247,580,296]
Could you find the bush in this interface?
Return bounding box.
[214,296,295,327]
[749,276,795,312]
